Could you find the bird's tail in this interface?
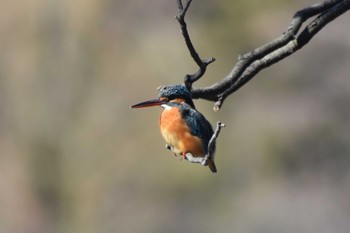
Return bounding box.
[207,159,217,173]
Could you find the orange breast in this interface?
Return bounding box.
[159,107,205,157]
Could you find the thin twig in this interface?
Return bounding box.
[202,121,225,166]
[175,0,215,91]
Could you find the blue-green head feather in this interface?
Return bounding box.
[157,84,195,108]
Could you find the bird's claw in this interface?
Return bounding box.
[166,144,178,157]
[165,144,172,151]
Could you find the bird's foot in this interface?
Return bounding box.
[165,144,177,156]
[165,144,172,151]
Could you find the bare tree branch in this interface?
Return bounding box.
[175,0,215,91]
[176,0,350,111]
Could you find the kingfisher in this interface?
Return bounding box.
[131,84,217,173]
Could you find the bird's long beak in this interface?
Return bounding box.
[131,99,166,108]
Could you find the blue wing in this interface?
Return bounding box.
[180,104,214,153]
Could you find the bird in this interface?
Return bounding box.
[131,84,217,173]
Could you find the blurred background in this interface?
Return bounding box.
[1,0,350,233]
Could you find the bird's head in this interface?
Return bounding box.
[131,84,195,109]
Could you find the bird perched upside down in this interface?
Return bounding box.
[131,84,217,173]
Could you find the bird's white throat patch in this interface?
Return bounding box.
[161,104,172,110]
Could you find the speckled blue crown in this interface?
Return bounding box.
[157,84,192,100]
